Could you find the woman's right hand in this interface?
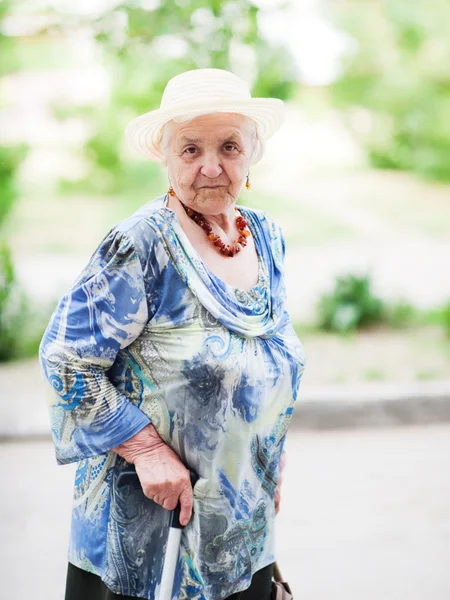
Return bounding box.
[112,424,193,526]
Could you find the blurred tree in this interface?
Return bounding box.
[329,0,450,181]
[0,145,27,227]
[47,0,298,194]
[0,0,27,226]
[0,0,34,362]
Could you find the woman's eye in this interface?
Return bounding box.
[183,147,197,155]
[224,144,237,152]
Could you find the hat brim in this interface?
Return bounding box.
[125,98,285,163]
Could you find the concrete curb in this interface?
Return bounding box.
[1,359,450,440]
[291,381,450,429]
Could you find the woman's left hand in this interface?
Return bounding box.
[274,451,287,515]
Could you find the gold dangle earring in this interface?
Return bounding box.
[245,173,251,190]
[168,178,175,197]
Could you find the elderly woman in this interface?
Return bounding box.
[39,68,306,600]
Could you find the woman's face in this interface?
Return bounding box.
[162,113,256,216]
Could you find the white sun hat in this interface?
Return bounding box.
[125,68,286,164]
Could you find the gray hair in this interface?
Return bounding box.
[157,113,264,167]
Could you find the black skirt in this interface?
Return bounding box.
[65,561,274,600]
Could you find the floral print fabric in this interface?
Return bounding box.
[39,194,307,600]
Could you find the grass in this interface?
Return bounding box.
[294,323,450,385]
[415,370,440,381]
[362,368,386,382]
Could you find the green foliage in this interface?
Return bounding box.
[0,239,14,319]
[0,242,22,361]
[316,273,450,337]
[362,368,385,381]
[415,370,439,381]
[382,298,420,329]
[0,145,28,226]
[0,0,21,75]
[317,273,385,332]
[329,0,450,181]
[0,2,27,223]
[426,301,450,338]
[0,3,39,362]
[0,242,51,362]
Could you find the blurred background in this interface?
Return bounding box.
[1,0,449,598]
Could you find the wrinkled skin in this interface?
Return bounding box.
[163,112,256,220]
[113,423,194,525]
[113,424,287,524]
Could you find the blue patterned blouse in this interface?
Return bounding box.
[39,194,307,600]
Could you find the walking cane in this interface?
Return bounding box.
[117,466,199,600]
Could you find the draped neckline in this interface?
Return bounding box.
[161,193,264,295]
[146,194,285,339]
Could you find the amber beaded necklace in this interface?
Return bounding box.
[183,204,251,257]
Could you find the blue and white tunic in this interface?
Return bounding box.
[39,194,307,600]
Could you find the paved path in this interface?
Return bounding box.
[2,425,450,599]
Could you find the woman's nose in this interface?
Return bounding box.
[200,154,222,179]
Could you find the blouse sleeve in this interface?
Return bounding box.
[38,228,151,465]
